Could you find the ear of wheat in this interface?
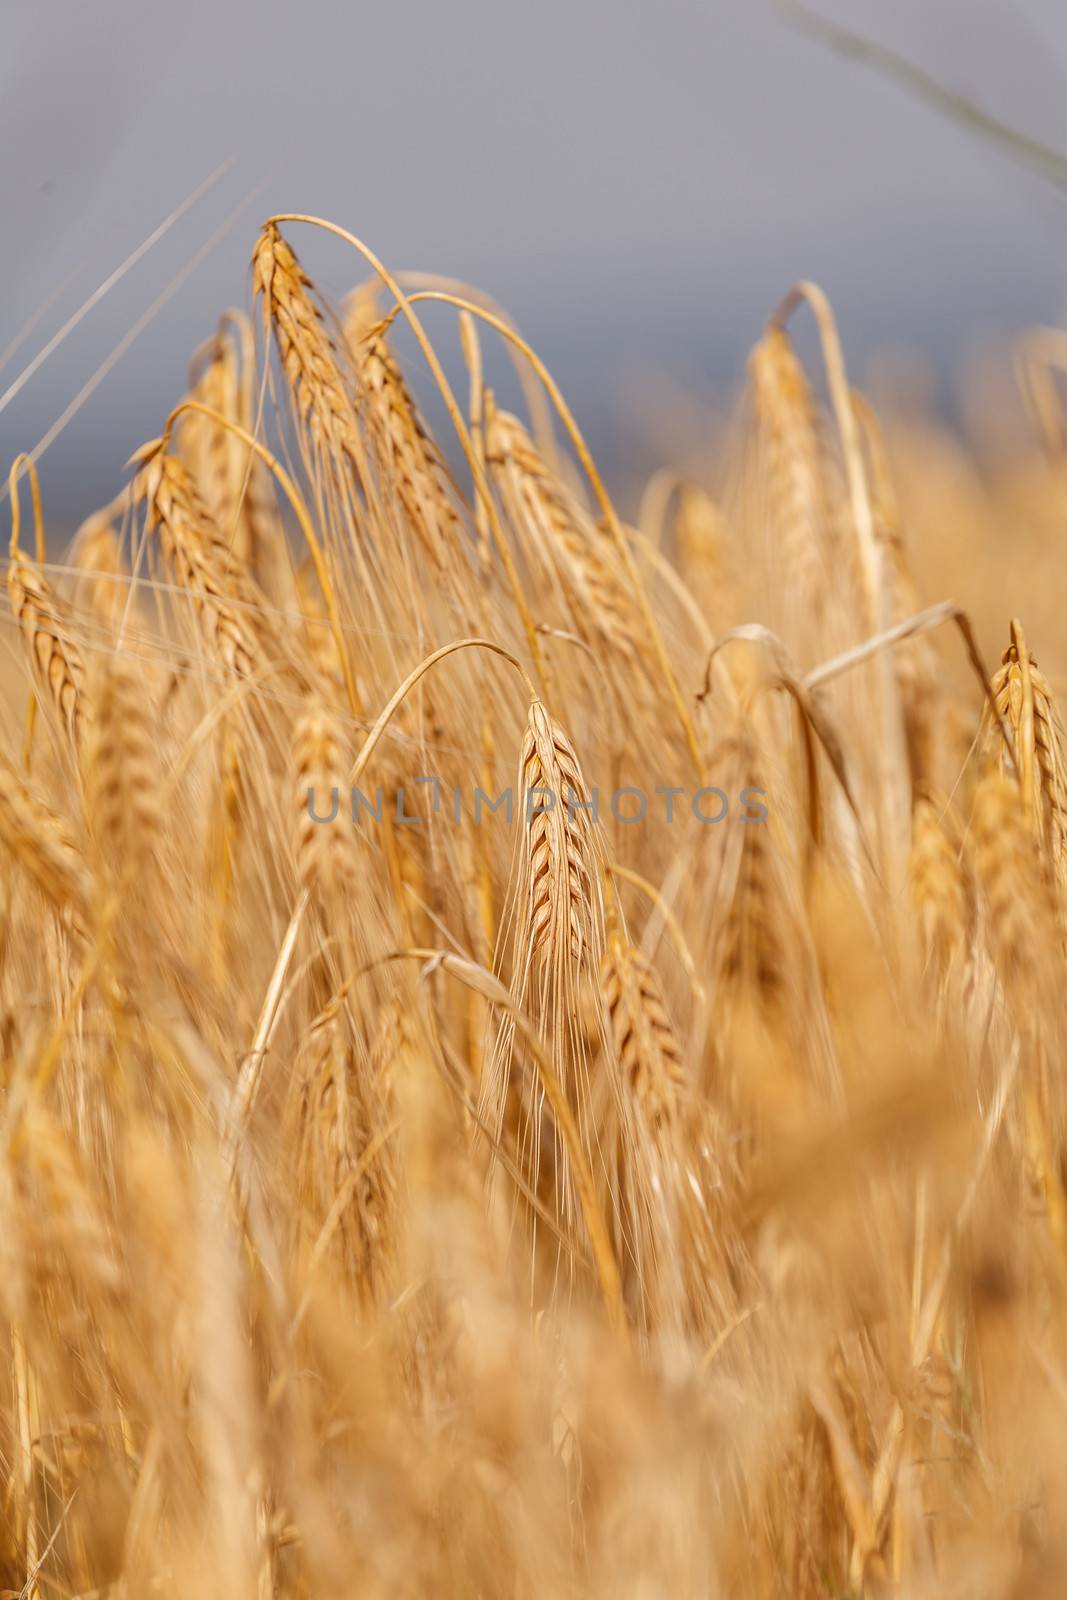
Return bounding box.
[0,751,92,920]
[748,325,834,627]
[136,449,282,687]
[986,619,1067,879]
[180,324,245,542]
[178,312,283,590]
[854,392,940,794]
[909,791,973,980]
[292,701,358,905]
[86,652,161,887]
[971,769,1057,1003]
[348,293,468,580]
[252,223,366,473]
[7,549,92,749]
[488,403,639,667]
[517,698,601,982]
[601,933,684,1136]
[72,513,128,633]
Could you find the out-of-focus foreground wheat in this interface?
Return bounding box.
[3,218,1067,1597]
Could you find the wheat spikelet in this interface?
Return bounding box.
[295,558,345,687]
[486,702,605,1244]
[7,550,91,748]
[718,796,787,1009]
[971,769,1067,1254]
[347,293,466,574]
[601,933,684,1134]
[971,770,1055,999]
[135,450,268,681]
[749,326,832,608]
[181,327,244,537]
[985,621,1067,877]
[252,223,365,473]
[674,482,736,633]
[86,653,161,882]
[0,752,92,918]
[518,699,599,975]
[601,927,686,1335]
[72,513,128,632]
[854,393,940,793]
[294,1000,351,1197]
[704,738,832,1126]
[18,1102,120,1295]
[179,314,287,595]
[909,794,972,976]
[206,719,243,988]
[292,702,358,904]
[285,990,402,1307]
[488,403,637,662]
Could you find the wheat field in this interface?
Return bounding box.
[2,213,1067,1597]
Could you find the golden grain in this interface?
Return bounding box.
[3,217,1067,1600]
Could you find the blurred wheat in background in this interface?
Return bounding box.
[4,205,1067,1597]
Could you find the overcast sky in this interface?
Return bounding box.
[4,0,1067,522]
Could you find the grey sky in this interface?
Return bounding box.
[4,0,1067,523]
